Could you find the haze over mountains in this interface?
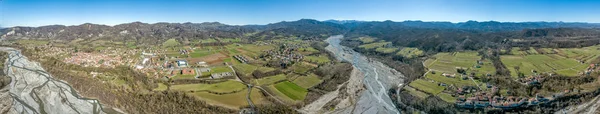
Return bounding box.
[2,19,600,51]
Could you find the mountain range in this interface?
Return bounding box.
[2,19,600,50]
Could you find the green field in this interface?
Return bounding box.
[424,72,478,87]
[292,63,314,74]
[358,37,376,43]
[404,86,430,99]
[190,51,217,58]
[171,74,196,80]
[292,74,322,88]
[375,47,399,54]
[408,79,445,95]
[233,64,257,75]
[17,40,49,46]
[425,52,495,77]
[501,54,583,77]
[162,39,181,47]
[170,80,246,93]
[396,47,424,58]
[274,81,308,100]
[304,55,330,64]
[254,74,287,85]
[358,42,391,49]
[438,93,457,103]
[153,83,168,91]
[190,88,265,109]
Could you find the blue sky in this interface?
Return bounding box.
[1,0,600,27]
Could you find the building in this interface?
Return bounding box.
[182,68,195,75]
[211,72,233,79]
[176,60,188,67]
[197,61,209,67]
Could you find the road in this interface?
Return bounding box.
[0,47,106,114]
[322,35,404,114]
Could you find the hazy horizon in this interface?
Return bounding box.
[2,0,600,27]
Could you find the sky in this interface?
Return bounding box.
[1,0,600,27]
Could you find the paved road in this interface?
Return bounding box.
[324,35,404,114]
[0,47,105,114]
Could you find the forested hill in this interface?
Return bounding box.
[2,19,600,50]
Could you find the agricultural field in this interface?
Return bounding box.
[190,88,266,109]
[375,47,398,54]
[17,40,50,46]
[424,72,478,87]
[170,80,246,93]
[438,93,457,103]
[233,64,258,75]
[171,74,197,80]
[292,62,315,74]
[291,74,322,88]
[358,41,391,49]
[304,55,330,64]
[396,47,424,58]
[425,52,495,77]
[254,74,287,85]
[408,79,445,95]
[501,46,600,77]
[358,37,376,43]
[274,81,308,100]
[403,86,430,99]
[162,39,181,47]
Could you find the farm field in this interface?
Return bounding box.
[438,93,457,103]
[292,62,315,74]
[274,81,308,100]
[254,74,287,85]
[153,83,168,91]
[233,64,258,75]
[375,47,398,54]
[425,52,495,77]
[396,47,424,58]
[424,72,478,87]
[190,88,266,109]
[304,55,330,64]
[170,80,246,93]
[501,46,600,77]
[408,79,445,95]
[358,41,391,49]
[291,74,322,88]
[403,86,430,99]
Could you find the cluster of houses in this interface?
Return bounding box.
[455,86,558,109]
[63,52,128,68]
[262,43,305,64]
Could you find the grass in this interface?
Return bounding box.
[274,81,308,100]
[200,38,218,43]
[408,79,445,95]
[358,37,376,43]
[292,63,314,74]
[358,42,391,49]
[501,54,582,77]
[190,51,217,58]
[255,74,287,85]
[170,80,246,93]
[162,39,181,47]
[397,47,424,58]
[404,86,430,99]
[292,74,322,88]
[171,74,196,80]
[424,72,477,87]
[304,55,330,64]
[438,93,457,103]
[17,40,49,46]
[425,52,495,77]
[153,83,168,91]
[375,47,399,54]
[257,66,276,72]
[190,89,263,109]
[202,66,234,76]
[233,64,257,75]
[298,47,319,53]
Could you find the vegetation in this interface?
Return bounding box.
[408,79,445,95]
[291,74,322,88]
[274,81,308,100]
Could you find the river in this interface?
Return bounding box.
[324,35,405,114]
[0,47,105,114]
